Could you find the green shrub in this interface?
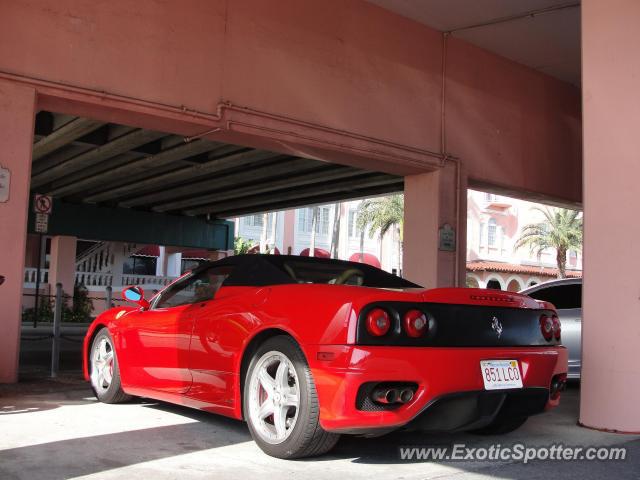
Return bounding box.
[22,284,95,323]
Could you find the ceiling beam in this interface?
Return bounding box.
[185,174,400,216]
[31,126,141,175]
[153,165,364,213]
[52,140,230,202]
[31,144,95,176]
[116,156,319,208]
[84,147,274,204]
[44,138,218,197]
[32,117,104,161]
[212,182,404,219]
[42,135,187,190]
[31,129,166,189]
[120,157,324,207]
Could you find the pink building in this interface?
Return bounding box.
[234,200,399,273]
[466,190,582,291]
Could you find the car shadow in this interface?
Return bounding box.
[0,394,252,480]
[0,382,96,416]
[0,421,252,480]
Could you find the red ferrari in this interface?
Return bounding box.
[83,255,567,458]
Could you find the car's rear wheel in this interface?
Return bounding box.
[89,328,131,404]
[471,415,528,435]
[243,335,340,459]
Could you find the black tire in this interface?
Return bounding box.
[243,335,340,459]
[89,328,132,404]
[471,415,528,435]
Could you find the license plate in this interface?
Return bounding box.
[480,360,523,390]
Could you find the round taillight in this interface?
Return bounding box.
[403,309,428,338]
[366,308,391,336]
[540,315,553,341]
[552,315,561,340]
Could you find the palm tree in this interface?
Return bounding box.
[514,207,583,278]
[234,237,254,255]
[356,195,404,271]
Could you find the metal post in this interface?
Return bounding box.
[105,286,112,310]
[33,233,44,328]
[51,282,63,378]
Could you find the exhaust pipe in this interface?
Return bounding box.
[399,388,414,404]
[372,388,399,404]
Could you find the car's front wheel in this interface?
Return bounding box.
[243,335,340,459]
[89,328,131,404]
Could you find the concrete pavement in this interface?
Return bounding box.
[1,378,638,480]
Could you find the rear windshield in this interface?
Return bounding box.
[272,257,420,288]
[203,255,422,289]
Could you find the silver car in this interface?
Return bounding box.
[520,278,582,379]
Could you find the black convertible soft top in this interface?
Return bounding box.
[194,254,421,289]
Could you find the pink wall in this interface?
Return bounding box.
[48,236,77,296]
[447,38,582,205]
[0,80,36,383]
[403,162,466,288]
[404,173,440,288]
[580,0,640,432]
[0,0,581,204]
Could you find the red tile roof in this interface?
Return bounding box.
[467,260,582,278]
[181,249,211,259]
[134,245,160,257]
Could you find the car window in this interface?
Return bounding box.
[154,266,234,309]
[255,257,419,288]
[527,283,582,309]
[282,260,364,285]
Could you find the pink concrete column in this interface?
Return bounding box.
[0,80,36,383]
[48,236,77,295]
[580,0,640,432]
[403,162,466,289]
[283,209,295,255]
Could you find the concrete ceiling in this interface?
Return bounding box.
[31,112,403,219]
[368,0,581,86]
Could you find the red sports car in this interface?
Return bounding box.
[83,255,567,458]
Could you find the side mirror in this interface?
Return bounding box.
[122,285,150,309]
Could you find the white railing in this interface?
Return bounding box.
[75,271,114,287]
[24,268,49,287]
[75,242,139,274]
[24,269,177,290]
[121,274,176,288]
[76,242,112,273]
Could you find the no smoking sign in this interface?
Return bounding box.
[34,194,53,215]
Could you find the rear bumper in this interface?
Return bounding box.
[306,345,568,433]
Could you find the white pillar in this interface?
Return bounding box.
[166,252,182,277]
[156,246,166,276]
[111,242,127,287]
